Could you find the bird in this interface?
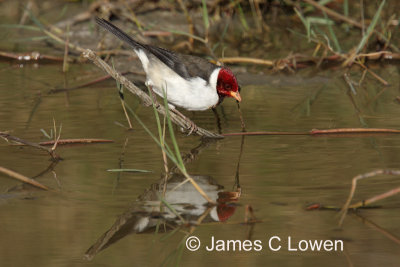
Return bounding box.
[95,17,241,112]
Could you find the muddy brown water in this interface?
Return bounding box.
[1,59,400,266]
[1,2,400,265]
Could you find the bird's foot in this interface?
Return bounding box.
[187,121,198,136]
[172,108,197,136]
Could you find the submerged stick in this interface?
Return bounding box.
[38,138,114,146]
[339,169,400,226]
[353,213,400,245]
[349,187,400,209]
[82,49,222,138]
[0,131,60,160]
[310,128,400,134]
[0,166,49,190]
[222,131,307,136]
[222,128,400,137]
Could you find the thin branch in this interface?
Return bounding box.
[356,61,389,86]
[217,51,399,70]
[353,213,400,245]
[339,169,400,226]
[217,57,274,66]
[0,131,60,160]
[0,166,49,190]
[82,49,222,138]
[38,138,114,146]
[303,0,363,28]
[309,128,400,134]
[349,187,400,209]
[222,128,400,137]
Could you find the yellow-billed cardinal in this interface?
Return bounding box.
[96,18,241,111]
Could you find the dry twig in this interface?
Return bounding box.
[0,166,49,190]
[0,131,60,160]
[339,169,400,226]
[82,49,222,138]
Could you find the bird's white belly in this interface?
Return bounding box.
[135,49,220,111]
[150,75,219,111]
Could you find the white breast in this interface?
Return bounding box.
[135,49,220,111]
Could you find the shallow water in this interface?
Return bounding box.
[1,58,400,267]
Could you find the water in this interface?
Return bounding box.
[1,1,400,263]
[1,59,399,266]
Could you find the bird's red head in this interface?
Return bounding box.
[216,68,241,102]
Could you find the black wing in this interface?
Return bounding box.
[96,18,217,81]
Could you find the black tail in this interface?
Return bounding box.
[96,17,144,50]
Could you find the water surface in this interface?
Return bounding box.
[1,59,400,266]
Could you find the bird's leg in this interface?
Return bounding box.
[212,107,222,134]
[147,85,159,107]
[236,101,246,132]
[172,108,198,135]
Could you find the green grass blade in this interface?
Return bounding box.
[158,193,186,223]
[235,1,249,31]
[162,28,206,43]
[343,0,349,17]
[124,103,179,167]
[15,36,50,42]
[23,5,45,30]
[175,242,185,266]
[148,88,162,140]
[161,90,186,172]
[0,24,41,31]
[202,0,209,30]
[147,87,175,159]
[212,19,231,53]
[159,226,180,242]
[40,129,52,139]
[57,4,68,20]
[319,0,334,5]
[355,0,385,53]
[294,8,311,41]
[323,11,341,52]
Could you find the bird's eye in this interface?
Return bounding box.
[226,84,232,90]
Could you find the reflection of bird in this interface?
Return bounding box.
[96,18,241,111]
[133,175,236,228]
[84,175,237,260]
